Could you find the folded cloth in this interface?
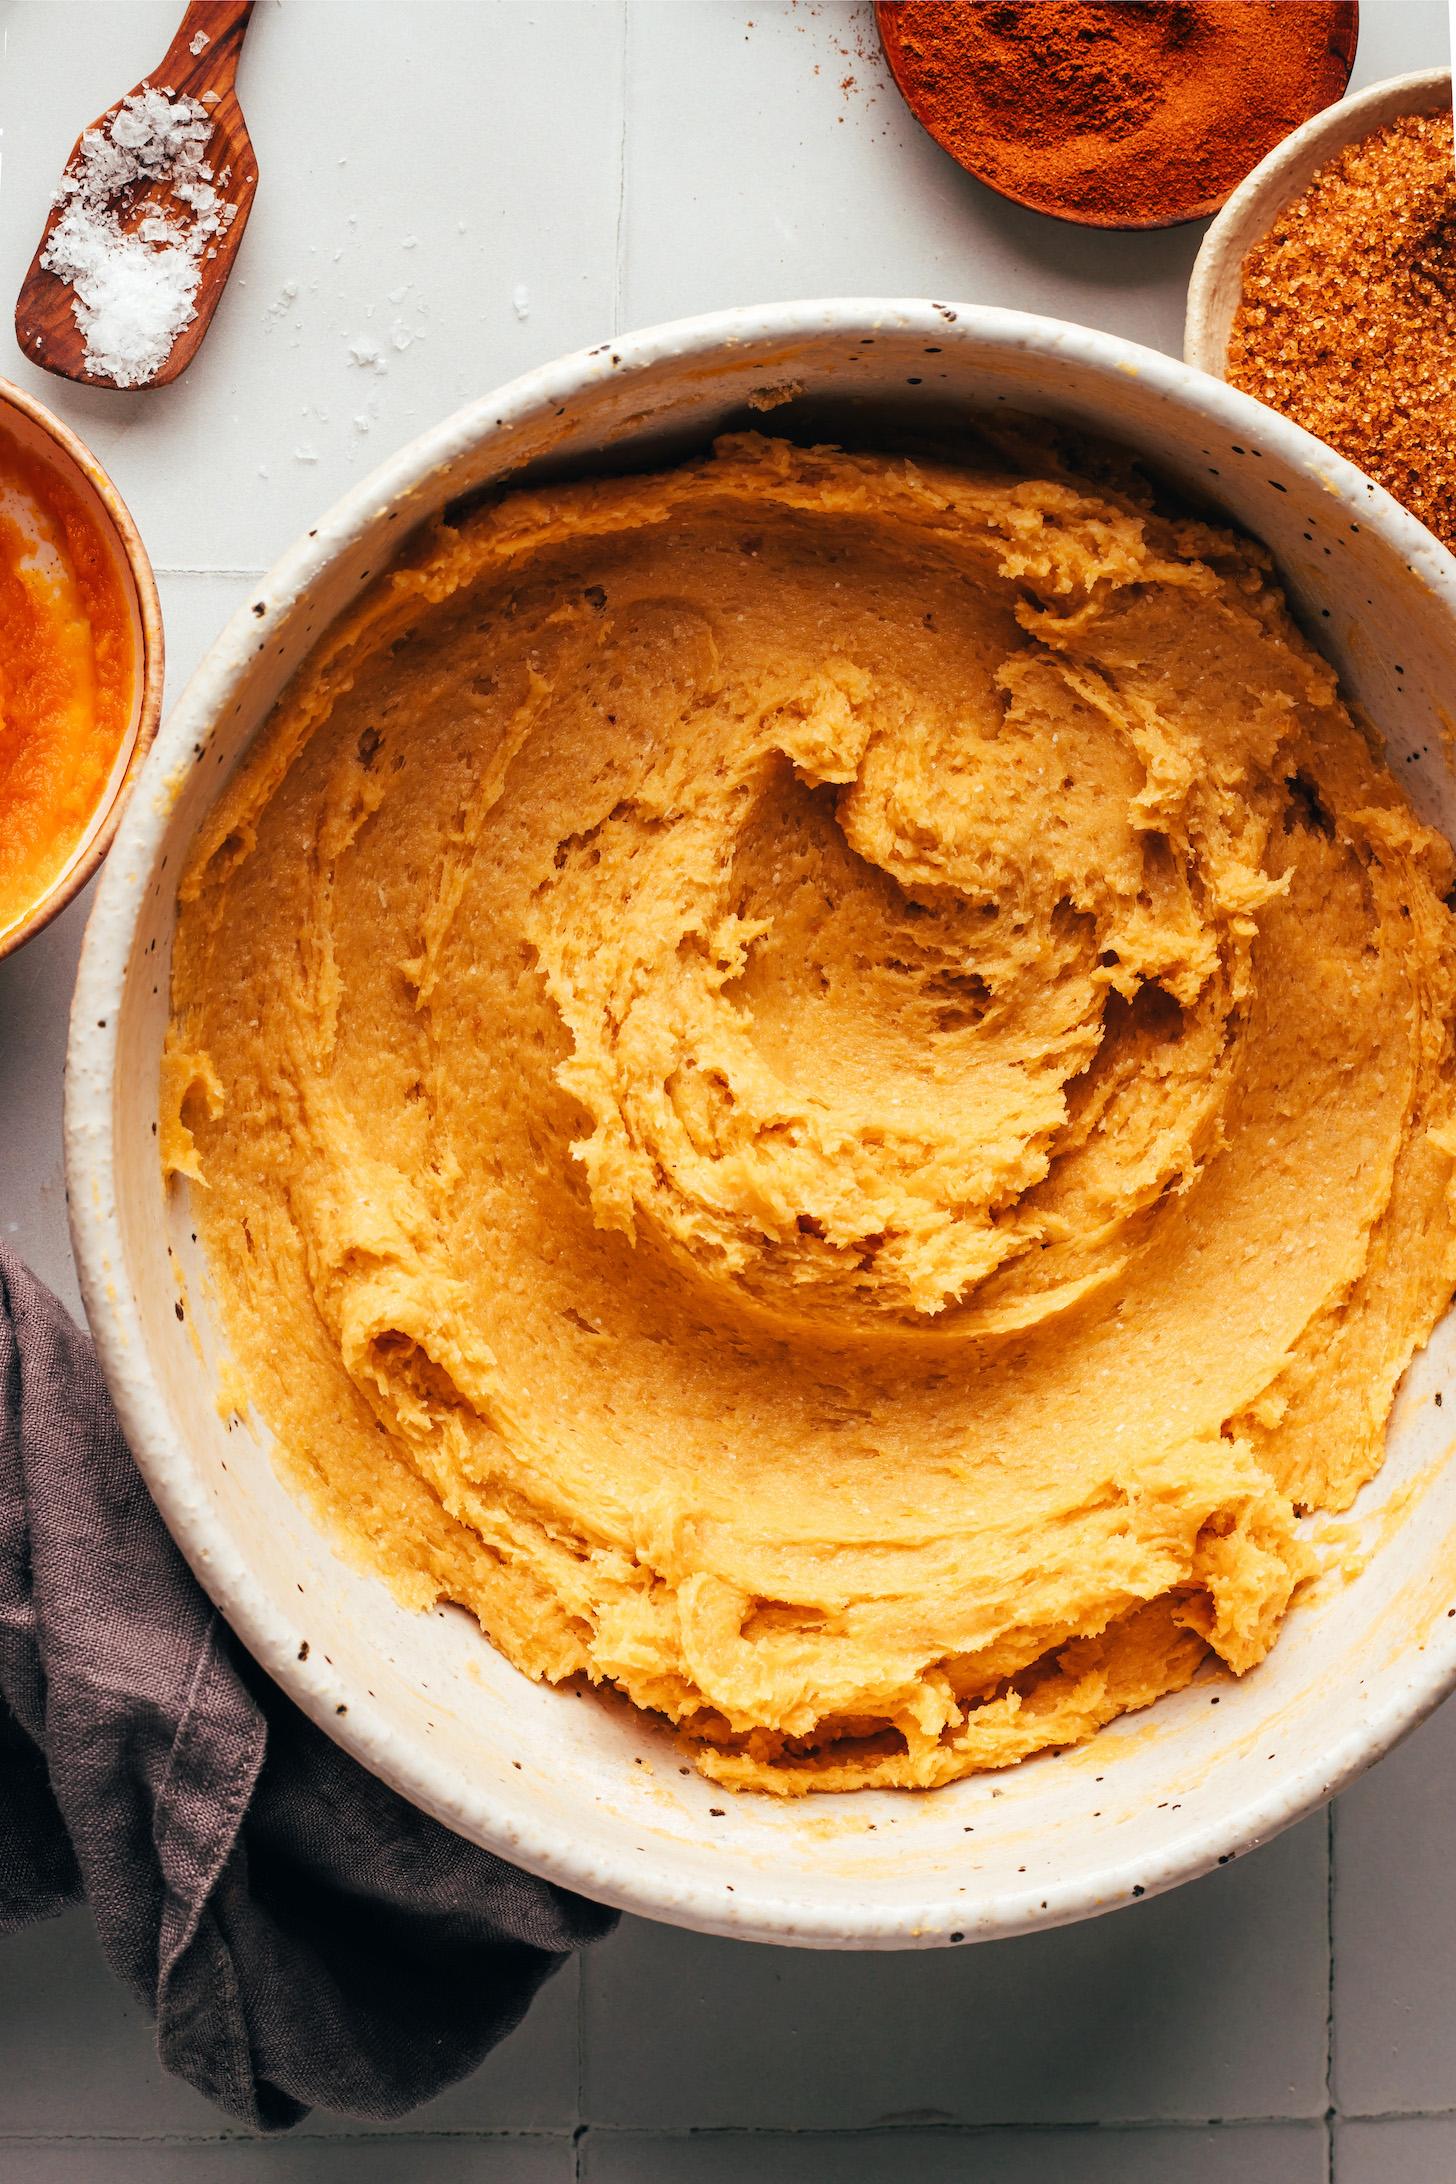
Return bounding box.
[0,1246,616,2132]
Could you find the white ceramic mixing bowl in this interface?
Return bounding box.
[66,302,1456,1948]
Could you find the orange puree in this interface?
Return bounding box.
[0,425,135,935]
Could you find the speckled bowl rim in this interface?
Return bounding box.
[65,300,1456,1945]
[0,376,165,961]
[1185,67,1453,377]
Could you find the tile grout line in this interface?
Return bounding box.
[0,2115,1337,2147]
[1328,2103,1456,2125]
[576,1945,589,2180]
[483,2116,1328,2141]
[611,0,630,337]
[0,2130,579,2148]
[1327,1800,1337,2183]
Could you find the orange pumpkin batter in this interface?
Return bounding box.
[166,435,1456,1795]
[0,425,135,937]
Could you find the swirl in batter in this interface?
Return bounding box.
[165,434,1456,1792]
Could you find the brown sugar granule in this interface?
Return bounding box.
[1228,111,1456,551]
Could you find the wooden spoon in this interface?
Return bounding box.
[14,0,258,390]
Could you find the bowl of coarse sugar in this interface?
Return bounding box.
[1186,69,1456,553]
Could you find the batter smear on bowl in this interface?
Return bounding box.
[163,433,1456,1794]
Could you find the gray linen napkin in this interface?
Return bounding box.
[0,1244,616,2132]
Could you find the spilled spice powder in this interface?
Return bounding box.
[876,0,1358,228]
[1228,111,1456,552]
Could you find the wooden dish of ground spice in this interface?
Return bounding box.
[875,0,1359,231]
[1187,71,1456,553]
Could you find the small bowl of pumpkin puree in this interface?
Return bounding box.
[0,379,162,960]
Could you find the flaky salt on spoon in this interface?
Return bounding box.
[15,0,257,391]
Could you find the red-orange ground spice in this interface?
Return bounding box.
[877,1,1358,227]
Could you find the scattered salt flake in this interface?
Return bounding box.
[189,29,210,53]
[293,444,320,464]
[402,235,419,251]
[512,283,531,322]
[348,335,386,372]
[41,84,237,387]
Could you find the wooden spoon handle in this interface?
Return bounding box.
[154,1,255,98]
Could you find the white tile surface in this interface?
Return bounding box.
[0,1,626,573]
[1,0,1453,2168]
[0,2144,573,2181]
[1,569,251,1318]
[3,885,91,1319]
[584,1819,1330,2129]
[1334,1694,1456,2117]
[620,0,1204,355]
[0,1913,225,2137]
[0,1912,577,2140]
[1338,2119,1456,2184]
[584,2123,1329,2184]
